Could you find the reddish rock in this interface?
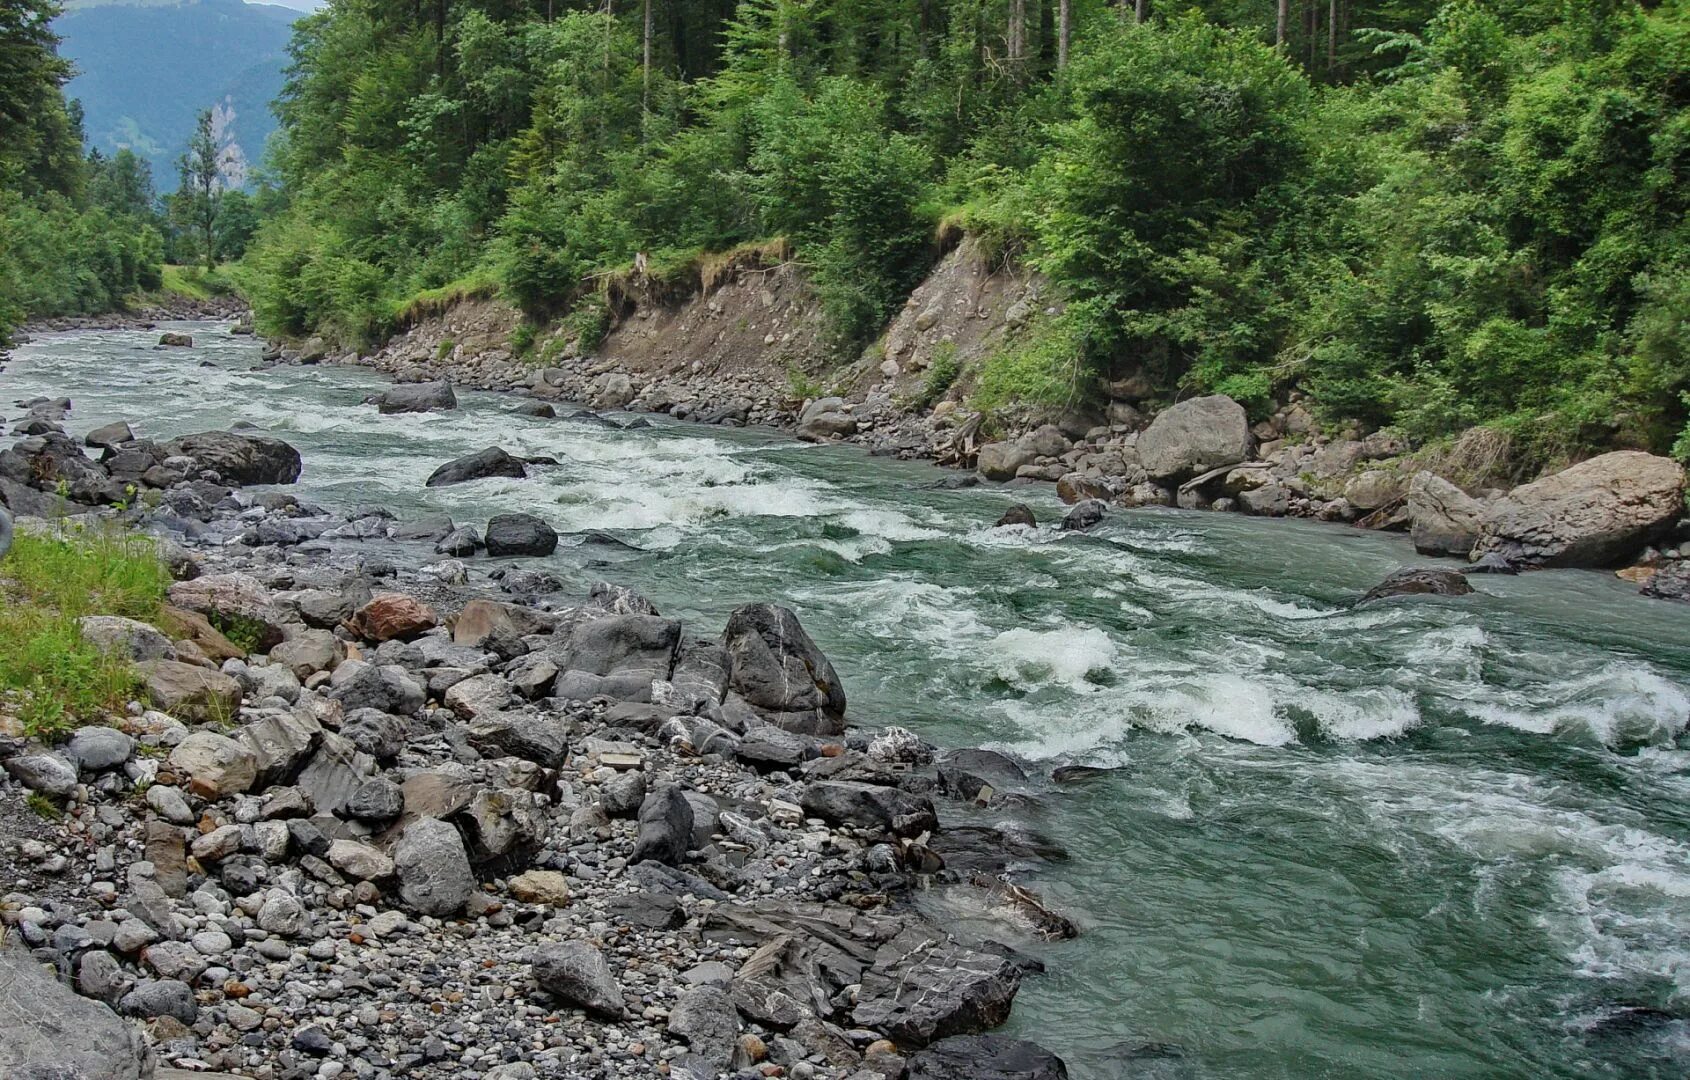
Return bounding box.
[346,593,438,643]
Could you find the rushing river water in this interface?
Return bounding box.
[8,321,1690,1078]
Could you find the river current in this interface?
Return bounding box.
[7,321,1690,1078]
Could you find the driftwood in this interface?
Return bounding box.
[1179,460,1269,494]
[1355,494,1408,531]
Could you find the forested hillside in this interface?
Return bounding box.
[57,0,299,185]
[245,0,1687,466]
[0,0,165,340]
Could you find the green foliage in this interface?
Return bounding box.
[237,0,1689,469]
[973,310,1093,416]
[0,524,170,738]
[913,341,961,411]
[563,299,610,355]
[508,320,536,356]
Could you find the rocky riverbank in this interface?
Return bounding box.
[1,396,1083,1079]
[19,297,250,338]
[268,296,1690,602]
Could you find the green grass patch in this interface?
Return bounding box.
[153,263,237,302]
[971,313,1092,416]
[0,524,171,739]
[390,270,500,328]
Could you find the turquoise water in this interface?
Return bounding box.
[8,322,1690,1077]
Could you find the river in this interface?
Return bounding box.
[7,321,1690,1078]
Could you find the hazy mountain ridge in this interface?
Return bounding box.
[56,0,304,186]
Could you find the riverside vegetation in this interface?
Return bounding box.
[239,0,1690,474]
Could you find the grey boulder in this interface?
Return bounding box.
[0,943,154,1080]
[531,941,626,1019]
[1136,395,1250,482]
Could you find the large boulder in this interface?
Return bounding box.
[77,615,174,662]
[1473,451,1685,567]
[0,943,155,1079]
[426,446,527,487]
[373,381,457,414]
[160,430,302,485]
[800,780,938,838]
[723,603,845,734]
[1136,395,1251,482]
[631,784,695,866]
[394,816,476,916]
[976,442,1034,482]
[484,513,558,557]
[797,397,857,441]
[166,573,286,650]
[1407,472,1484,557]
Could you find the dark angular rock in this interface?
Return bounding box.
[484,512,558,556]
[723,604,846,734]
[159,430,302,485]
[994,504,1036,528]
[425,446,526,488]
[631,784,695,866]
[531,941,626,1019]
[800,780,937,838]
[1060,499,1107,532]
[373,381,457,414]
[1358,567,1475,605]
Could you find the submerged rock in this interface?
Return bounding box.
[372,380,457,414]
[1358,567,1475,604]
[425,446,527,487]
[906,1034,1069,1080]
[484,512,558,557]
[994,503,1036,528]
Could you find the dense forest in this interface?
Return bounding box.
[0,0,165,338]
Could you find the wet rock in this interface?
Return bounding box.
[347,593,438,642]
[394,816,476,916]
[800,780,937,837]
[853,930,1022,1047]
[160,430,302,485]
[1641,560,1690,603]
[994,503,1036,528]
[797,398,857,442]
[1474,451,1685,568]
[373,381,457,414]
[1137,395,1250,482]
[426,446,527,487]
[484,512,559,556]
[631,784,695,866]
[1056,473,1111,505]
[723,603,846,734]
[85,420,134,450]
[1359,567,1475,604]
[906,1034,1069,1079]
[531,941,626,1019]
[1061,499,1107,532]
[0,943,154,1079]
[158,332,193,347]
[167,731,257,797]
[436,525,482,556]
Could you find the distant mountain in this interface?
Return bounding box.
[56,0,303,188]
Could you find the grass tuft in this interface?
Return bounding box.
[0,523,171,739]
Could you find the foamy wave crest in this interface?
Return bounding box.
[1302,686,1421,741]
[1466,663,1690,746]
[986,627,1119,691]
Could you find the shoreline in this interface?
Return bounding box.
[0,323,1082,1079]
